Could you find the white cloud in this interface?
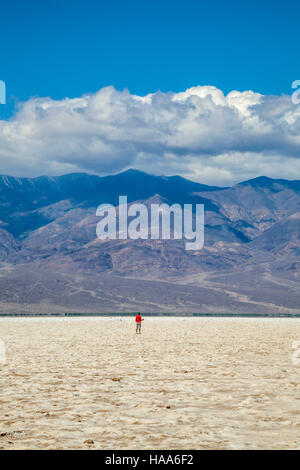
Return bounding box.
[0,85,299,185]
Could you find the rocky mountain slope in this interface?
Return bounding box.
[0,170,299,314]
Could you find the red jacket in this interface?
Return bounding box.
[136,314,142,323]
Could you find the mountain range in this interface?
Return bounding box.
[0,169,299,314]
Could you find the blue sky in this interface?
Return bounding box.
[0,0,300,183]
[0,0,299,116]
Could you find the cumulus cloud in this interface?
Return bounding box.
[0,85,299,185]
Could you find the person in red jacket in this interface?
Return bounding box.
[135,312,144,334]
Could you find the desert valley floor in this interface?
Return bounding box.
[0,317,299,449]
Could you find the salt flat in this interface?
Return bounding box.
[0,317,299,449]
